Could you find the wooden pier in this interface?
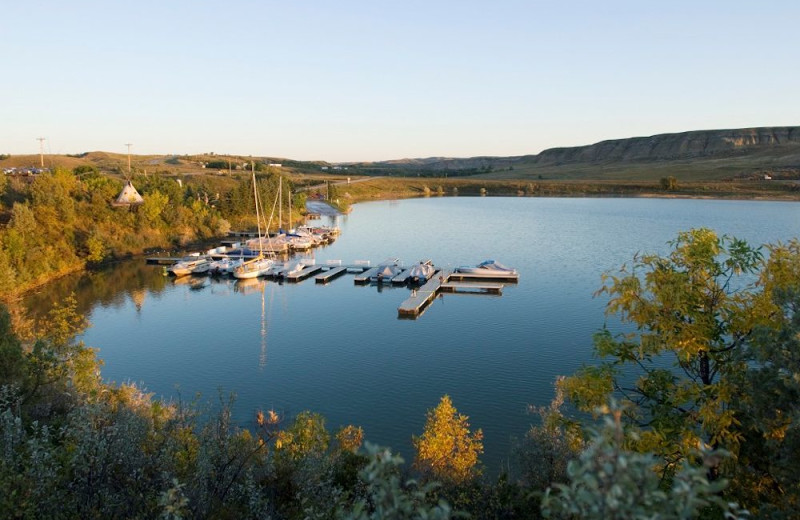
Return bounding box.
[286,264,325,282]
[392,268,413,284]
[440,282,503,294]
[353,267,380,285]
[315,265,348,284]
[148,250,517,318]
[397,270,452,317]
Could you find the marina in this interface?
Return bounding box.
[147,244,519,319]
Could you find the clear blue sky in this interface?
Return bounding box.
[3,1,798,162]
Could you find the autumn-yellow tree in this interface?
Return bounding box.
[413,395,483,484]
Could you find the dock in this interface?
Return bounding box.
[316,265,348,284]
[391,268,413,284]
[148,249,518,318]
[146,257,182,265]
[354,267,380,285]
[449,271,519,283]
[440,282,503,294]
[286,264,325,282]
[397,270,452,317]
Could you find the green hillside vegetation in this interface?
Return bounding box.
[0,168,308,298]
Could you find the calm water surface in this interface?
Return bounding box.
[25,197,800,473]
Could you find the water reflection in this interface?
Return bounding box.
[234,278,272,369]
[22,259,170,322]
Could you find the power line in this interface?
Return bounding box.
[124,143,133,176]
[36,137,46,168]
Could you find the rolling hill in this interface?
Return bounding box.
[353,126,800,181]
[2,126,798,182]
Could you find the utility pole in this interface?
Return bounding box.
[36,137,46,168]
[124,143,133,175]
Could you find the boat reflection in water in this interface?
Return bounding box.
[234,277,272,369]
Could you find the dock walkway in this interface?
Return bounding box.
[440,281,503,294]
[316,265,348,284]
[397,270,452,317]
[286,264,325,282]
[354,267,380,284]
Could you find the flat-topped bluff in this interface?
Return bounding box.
[369,126,800,171]
[534,126,800,165]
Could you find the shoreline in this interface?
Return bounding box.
[7,191,799,302]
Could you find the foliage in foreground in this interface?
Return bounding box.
[561,229,800,516]
[541,402,748,519]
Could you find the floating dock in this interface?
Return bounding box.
[397,270,452,317]
[316,265,348,284]
[440,281,503,294]
[149,251,517,318]
[354,267,380,284]
[392,268,413,284]
[146,257,182,265]
[286,264,325,282]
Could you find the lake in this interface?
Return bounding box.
[23,196,800,473]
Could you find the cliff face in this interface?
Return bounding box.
[532,127,800,165]
[369,126,800,171]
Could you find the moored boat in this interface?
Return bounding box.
[168,255,210,277]
[233,256,275,279]
[455,259,517,275]
[407,260,435,284]
[370,258,403,284]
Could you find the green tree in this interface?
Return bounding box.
[337,444,457,520]
[413,395,483,484]
[514,378,583,491]
[660,176,678,190]
[540,401,748,519]
[727,239,800,515]
[275,410,330,462]
[139,189,170,227]
[560,229,767,475]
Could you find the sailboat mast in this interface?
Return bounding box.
[278,177,282,232]
[252,170,262,249]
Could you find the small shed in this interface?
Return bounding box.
[113,180,144,207]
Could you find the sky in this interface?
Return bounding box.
[2,1,799,162]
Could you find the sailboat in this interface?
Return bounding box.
[249,176,289,254]
[234,172,275,279]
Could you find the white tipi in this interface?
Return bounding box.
[113,180,144,207]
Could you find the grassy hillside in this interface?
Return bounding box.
[3,126,799,188]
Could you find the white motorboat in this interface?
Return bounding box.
[455,260,517,275]
[276,258,315,279]
[208,257,245,276]
[168,255,209,277]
